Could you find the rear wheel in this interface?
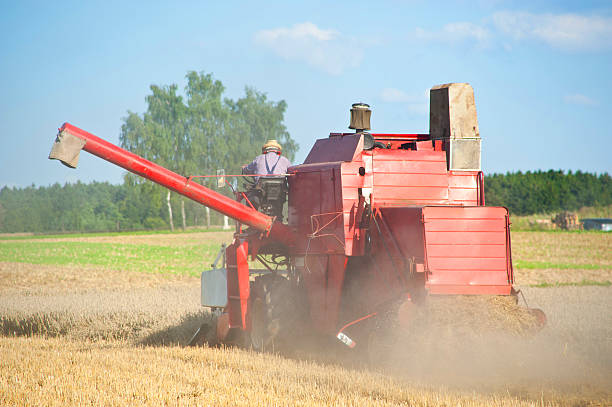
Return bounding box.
[248,273,306,352]
[365,300,408,366]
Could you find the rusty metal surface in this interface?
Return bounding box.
[48,129,86,168]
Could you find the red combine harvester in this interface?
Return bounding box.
[49,83,544,352]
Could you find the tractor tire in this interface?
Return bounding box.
[365,301,403,366]
[248,273,306,352]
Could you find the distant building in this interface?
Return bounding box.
[582,218,612,232]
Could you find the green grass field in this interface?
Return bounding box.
[0,230,232,278]
[513,259,609,271]
[0,241,221,276]
[1,229,610,286]
[0,227,229,240]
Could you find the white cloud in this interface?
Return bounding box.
[253,22,364,75]
[414,22,491,47]
[413,12,612,52]
[563,93,598,106]
[492,11,612,51]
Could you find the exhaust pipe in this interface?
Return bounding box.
[348,103,371,133]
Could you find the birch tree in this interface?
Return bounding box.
[119,71,298,230]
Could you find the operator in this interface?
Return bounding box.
[241,140,291,213]
[242,139,291,181]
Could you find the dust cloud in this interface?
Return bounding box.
[368,286,612,399]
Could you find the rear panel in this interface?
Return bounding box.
[422,206,513,295]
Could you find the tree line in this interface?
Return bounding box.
[484,170,611,215]
[1,170,610,233]
[0,181,220,233]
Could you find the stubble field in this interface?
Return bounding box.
[1,229,610,406]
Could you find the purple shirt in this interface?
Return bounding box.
[243,152,291,180]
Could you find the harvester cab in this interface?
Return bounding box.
[243,175,288,222]
[49,82,546,355]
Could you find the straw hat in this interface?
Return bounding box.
[262,139,282,153]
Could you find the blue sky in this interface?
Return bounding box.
[1,0,611,188]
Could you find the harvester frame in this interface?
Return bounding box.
[49,82,544,353]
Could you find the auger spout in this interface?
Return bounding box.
[49,122,295,243]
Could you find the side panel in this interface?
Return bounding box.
[289,164,345,256]
[341,160,366,256]
[448,171,479,205]
[201,268,227,307]
[297,254,347,334]
[370,149,449,206]
[378,207,425,263]
[423,206,512,295]
[368,149,479,207]
[226,239,250,329]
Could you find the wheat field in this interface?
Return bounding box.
[1,230,610,406]
[4,335,582,407]
[511,231,612,285]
